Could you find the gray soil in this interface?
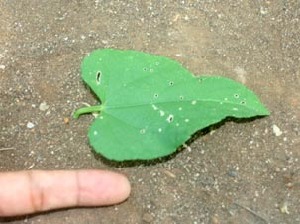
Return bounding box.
[1,1,299,223]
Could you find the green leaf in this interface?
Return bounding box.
[74,49,269,161]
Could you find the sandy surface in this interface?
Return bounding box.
[1,1,299,223]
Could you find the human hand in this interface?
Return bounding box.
[0,170,131,217]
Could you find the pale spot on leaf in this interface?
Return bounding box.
[152,104,158,110]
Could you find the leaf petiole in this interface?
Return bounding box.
[73,105,103,119]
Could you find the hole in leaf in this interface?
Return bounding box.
[96,71,102,84]
[140,129,146,134]
[169,81,174,86]
[234,94,239,98]
[240,101,246,105]
[179,96,184,100]
[166,114,174,123]
[154,93,159,98]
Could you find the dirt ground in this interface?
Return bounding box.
[1,1,300,223]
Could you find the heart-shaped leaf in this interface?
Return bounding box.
[74,49,269,161]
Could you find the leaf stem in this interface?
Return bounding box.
[73,105,103,119]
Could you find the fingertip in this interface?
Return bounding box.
[77,170,131,206]
[0,169,132,217]
[99,171,131,205]
[117,173,131,202]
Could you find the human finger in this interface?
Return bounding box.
[0,169,131,217]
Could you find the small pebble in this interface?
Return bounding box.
[26,122,35,129]
[63,117,70,124]
[39,101,49,111]
[142,213,154,223]
[260,7,268,15]
[211,214,220,224]
[228,170,238,177]
[272,124,283,136]
[280,201,289,214]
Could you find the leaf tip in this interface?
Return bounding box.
[257,103,270,116]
